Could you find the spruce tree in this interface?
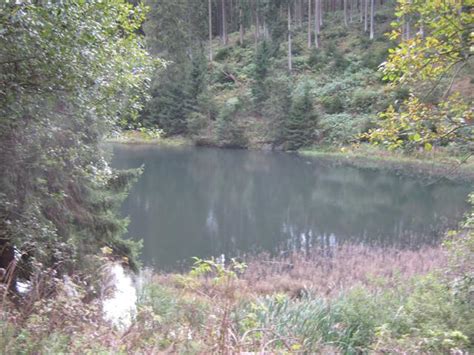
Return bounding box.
[284,84,317,150]
[252,40,271,106]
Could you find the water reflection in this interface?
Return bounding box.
[109,145,471,270]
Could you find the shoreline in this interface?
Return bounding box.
[106,132,474,183]
[299,148,474,183]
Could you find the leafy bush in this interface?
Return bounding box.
[214,46,232,61]
[215,97,248,148]
[324,26,348,39]
[292,55,308,71]
[307,48,327,70]
[351,89,380,113]
[186,112,208,134]
[361,44,391,70]
[391,85,410,103]
[213,63,238,85]
[320,95,344,114]
[319,113,370,145]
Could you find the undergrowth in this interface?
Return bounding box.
[1,222,472,354]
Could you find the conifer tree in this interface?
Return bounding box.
[252,40,271,105]
[284,84,317,150]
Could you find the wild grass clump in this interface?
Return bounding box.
[243,244,445,298]
[234,273,472,353]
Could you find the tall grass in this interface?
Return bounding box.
[243,244,445,298]
[0,240,471,353]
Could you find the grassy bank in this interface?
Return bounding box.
[1,231,473,353]
[300,144,474,182]
[106,130,192,147]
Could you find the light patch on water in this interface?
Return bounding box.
[102,263,137,329]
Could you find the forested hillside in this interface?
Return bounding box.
[117,0,435,151]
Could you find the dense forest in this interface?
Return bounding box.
[0,0,472,353]
[116,0,472,154]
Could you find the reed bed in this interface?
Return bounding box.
[1,241,471,354]
[243,244,447,298]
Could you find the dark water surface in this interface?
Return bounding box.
[109,144,471,270]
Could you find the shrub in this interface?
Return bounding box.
[318,113,371,145]
[391,85,410,103]
[292,55,308,71]
[186,112,208,134]
[351,89,380,113]
[214,46,232,61]
[320,95,344,114]
[361,44,391,70]
[307,48,327,70]
[324,26,348,39]
[215,97,248,148]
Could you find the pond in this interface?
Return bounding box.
[109,144,471,270]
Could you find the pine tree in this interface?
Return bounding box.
[284,84,317,150]
[252,40,271,105]
[145,65,192,135]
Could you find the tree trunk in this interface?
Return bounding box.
[319,0,323,27]
[229,0,233,30]
[296,0,302,28]
[221,0,227,45]
[314,0,320,47]
[263,17,270,40]
[307,0,312,48]
[349,0,353,23]
[343,0,348,27]
[209,0,213,61]
[418,23,424,38]
[239,0,244,45]
[364,0,368,32]
[255,0,260,47]
[369,0,374,39]
[288,2,292,73]
[405,0,412,40]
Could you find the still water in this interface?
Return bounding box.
[110,144,471,270]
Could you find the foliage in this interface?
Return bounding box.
[320,95,344,114]
[0,1,154,291]
[190,257,247,284]
[367,0,473,152]
[262,75,292,145]
[215,97,248,148]
[367,94,472,151]
[1,233,472,353]
[350,89,382,113]
[134,0,398,151]
[283,83,318,150]
[142,0,210,136]
[319,114,371,146]
[251,41,271,105]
